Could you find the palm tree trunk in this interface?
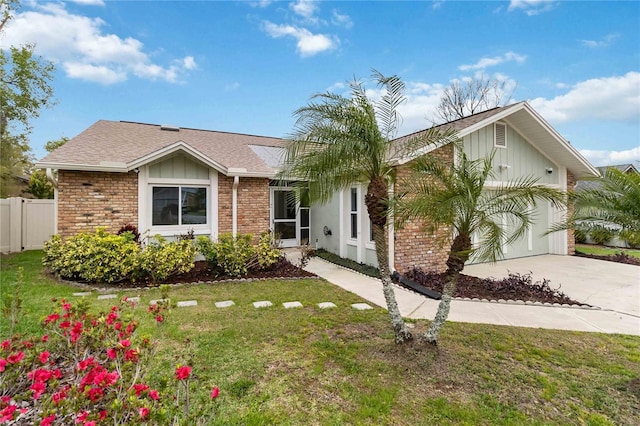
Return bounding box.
[372,222,413,344]
[423,234,471,345]
[366,177,413,344]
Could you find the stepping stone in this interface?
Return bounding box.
[177,300,198,307]
[215,300,235,308]
[73,292,92,297]
[97,294,117,300]
[317,302,336,309]
[283,301,303,309]
[351,303,373,311]
[124,297,140,303]
[253,301,273,308]
[149,299,169,305]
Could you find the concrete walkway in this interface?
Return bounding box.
[302,255,640,336]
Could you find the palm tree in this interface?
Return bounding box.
[396,150,563,345]
[278,70,455,344]
[564,167,640,247]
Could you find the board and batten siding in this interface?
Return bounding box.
[148,154,210,179]
[463,123,559,185]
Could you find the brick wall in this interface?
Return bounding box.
[566,170,576,255]
[393,144,454,273]
[57,171,138,238]
[218,176,270,238]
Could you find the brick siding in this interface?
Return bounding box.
[57,171,138,238]
[393,144,454,273]
[218,176,270,239]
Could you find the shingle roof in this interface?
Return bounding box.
[37,120,286,177]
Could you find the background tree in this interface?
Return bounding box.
[554,167,640,248]
[24,136,68,198]
[434,75,516,123]
[0,0,56,197]
[396,150,562,345]
[279,70,455,344]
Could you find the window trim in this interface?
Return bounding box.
[149,184,210,232]
[349,187,358,241]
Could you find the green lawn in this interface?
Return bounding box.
[576,243,640,258]
[2,251,640,425]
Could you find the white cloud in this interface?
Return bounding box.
[508,0,557,16]
[331,9,353,29]
[459,51,526,71]
[432,1,445,10]
[262,21,336,57]
[290,0,319,20]
[1,3,196,85]
[529,72,640,123]
[579,147,640,167]
[581,33,619,48]
[250,0,273,7]
[224,82,240,92]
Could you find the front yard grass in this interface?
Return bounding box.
[576,243,640,258]
[2,251,639,425]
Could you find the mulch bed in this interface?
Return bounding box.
[574,251,640,266]
[402,268,584,306]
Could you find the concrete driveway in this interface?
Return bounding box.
[464,255,640,317]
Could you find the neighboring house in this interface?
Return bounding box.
[37,101,598,273]
[576,163,639,191]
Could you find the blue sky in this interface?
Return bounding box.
[4,0,639,166]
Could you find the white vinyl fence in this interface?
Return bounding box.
[0,197,55,253]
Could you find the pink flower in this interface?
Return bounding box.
[7,351,24,364]
[99,411,107,420]
[138,407,149,419]
[118,339,131,348]
[31,381,46,400]
[84,421,96,426]
[0,404,17,422]
[41,414,56,426]
[149,389,160,400]
[39,351,50,364]
[59,320,71,329]
[156,315,164,323]
[132,383,149,396]
[75,410,89,423]
[210,386,220,399]
[1,340,10,351]
[41,335,49,343]
[78,357,96,371]
[0,358,6,372]
[106,348,117,360]
[44,313,60,325]
[175,365,192,380]
[52,388,68,405]
[124,349,139,362]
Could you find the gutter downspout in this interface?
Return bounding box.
[232,176,239,237]
[46,168,58,189]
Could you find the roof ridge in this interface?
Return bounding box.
[117,120,284,141]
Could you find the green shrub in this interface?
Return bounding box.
[43,228,140,283]
[589,226,615,246]
[215,233,255,277]
[196,235,218,267]
[252,231,282,269]
[138,235,197,282]
[620,230,640,249]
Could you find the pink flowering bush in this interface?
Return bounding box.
[0,299,218,425]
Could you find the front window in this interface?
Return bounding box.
[152,186,207,226]
[350,188,358,239]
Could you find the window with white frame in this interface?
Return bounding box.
[350,187,358,239]
[152,186,207,226]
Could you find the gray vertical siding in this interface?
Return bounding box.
[463,124,559,185]
[149,155,210,180]
[310,192,341,253]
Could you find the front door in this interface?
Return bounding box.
[270,187,310,248]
